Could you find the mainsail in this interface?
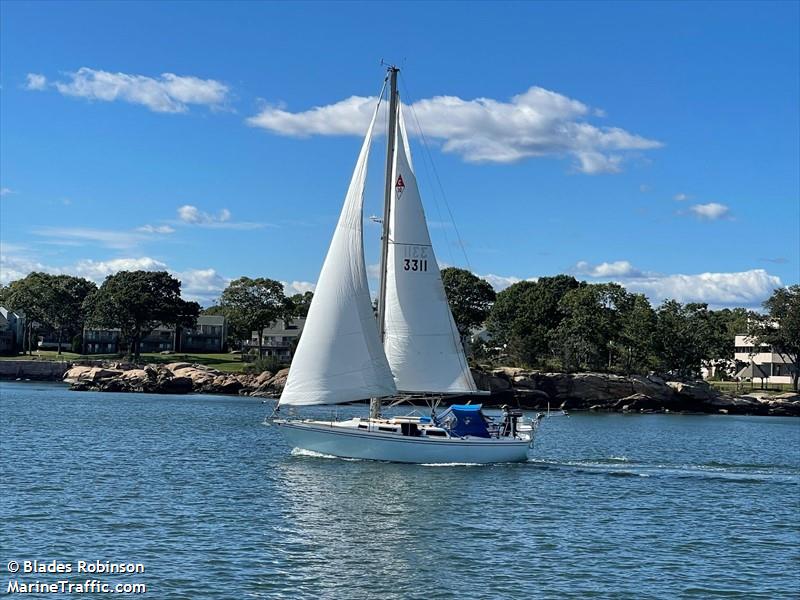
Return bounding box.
[382,103,479,394]
[278,102,397,406]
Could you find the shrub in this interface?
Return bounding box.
[244,356,286,374]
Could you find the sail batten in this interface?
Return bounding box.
[382,103,479,395]
[278,97,397,407]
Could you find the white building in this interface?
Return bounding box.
[733,334,795,386]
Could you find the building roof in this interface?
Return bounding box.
[736,362,770,380]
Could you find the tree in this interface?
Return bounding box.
[219,277,287,358]
[703,307,753,379]
[286,291,314,319]
[617,293,657,374]
[43,275,97,355]
[440,267,496,337]
[84,270,200,361]
[3,273,51,354]
[751,285,800,390]
[549,283,628,372]
[487,275,580,366]
[653,300,715,379]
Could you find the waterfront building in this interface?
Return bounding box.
[250,317,306,361]
[0,307,25,354]
[83,328,121,354]
[83,315,227,355]
[181,315,227,352]
[732,334,795,386]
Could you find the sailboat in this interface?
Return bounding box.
[272,67,542,464]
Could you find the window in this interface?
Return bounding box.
[425,429,447,437]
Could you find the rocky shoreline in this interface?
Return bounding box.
[63,362,289,398]
[54,361,800,417]
[474,367,800,417]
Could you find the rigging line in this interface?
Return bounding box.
[399,72,472,272]
[399,73,475,390]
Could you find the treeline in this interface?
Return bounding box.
[0,271,312,360]
[2,268,797,390]
[440,268,799,387]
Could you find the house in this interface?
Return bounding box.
[0,307,25,354]
[732,334,795,386]
[250,317,306,361]
[83,315,227,355]
[181,315,227,352]
[140,325,177,353]
[83,328,121,354]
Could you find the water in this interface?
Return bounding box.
[1,382,798,599]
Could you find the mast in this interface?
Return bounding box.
[370,65,399,420]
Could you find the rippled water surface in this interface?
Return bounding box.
[1,382,799,598]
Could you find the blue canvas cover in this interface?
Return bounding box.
[435,404,490,438]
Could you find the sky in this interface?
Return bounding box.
[1,1,798,307]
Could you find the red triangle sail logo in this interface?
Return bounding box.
[395,174,405,193]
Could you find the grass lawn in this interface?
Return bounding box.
[710,381,796,395]
[0,351,248,372]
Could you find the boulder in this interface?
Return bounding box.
[255,371,274,385]
[212,376,243,395]
[514,388,551,409]
[614,393,663,412]
[63,365,95,384]
[164,362,193,372]
[158,376,193,394]
[99,378,127,393]
[667,381,719,402]
[119,368,150,382]
[269,368,291,392]
[86,367,124,382]
[173,366,215,386]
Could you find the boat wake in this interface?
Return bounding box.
[290,448,363,461]
[526,457,799,484]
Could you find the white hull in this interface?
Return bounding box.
[275,420,531,464]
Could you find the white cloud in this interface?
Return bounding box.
[0,250,170,286]
[174,268,230,303]
[136,224,176,234]
[70,257,169,281]
[176,205,263,229]
[0,187,14,197]
[32,227,145,249]
[25,73,47,91]
[39,67,228,113]
[689,202,730,220]
[674,192,689,201]
[571,259,782,307]
[624,269,781,306]
[178,204,230,224]
[0,246,49,284]
[574,260,644,278]
[247,86,662,173]
[639,184,651,193]
[0,248,225,304]
[574,152,622,174]
[479,273,539,291]
[283,280,316,295]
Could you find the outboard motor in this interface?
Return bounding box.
[500,406,524,437]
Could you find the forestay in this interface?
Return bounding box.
[279,101,397,406]
[382,103,479,394]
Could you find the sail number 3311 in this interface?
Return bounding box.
[402,246,429,272]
